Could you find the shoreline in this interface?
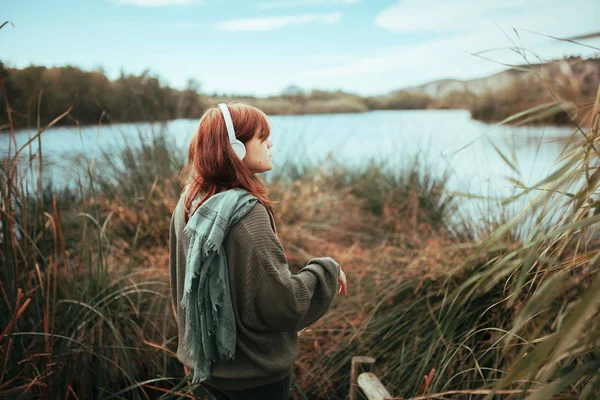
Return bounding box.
[1,108,578,135]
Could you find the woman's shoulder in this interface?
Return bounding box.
[242,200,278,236]
[240,201,271,226]
[227,202,280,254]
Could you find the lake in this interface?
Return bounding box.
[1,109,573,229]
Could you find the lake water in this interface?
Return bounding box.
[1,110,574,230]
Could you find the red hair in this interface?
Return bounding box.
[180,102,276,230]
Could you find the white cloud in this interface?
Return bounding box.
[300,32,497,79]
[375,0,599,39]
[214,12,341,31]
[298,32,600,94]
[116,0,198,6]
[296,0,600,93]
[257,0,360,9]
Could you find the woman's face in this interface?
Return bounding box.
[242,129,273,174]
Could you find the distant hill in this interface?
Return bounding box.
[402,56,600,100]
[383,56,600,125]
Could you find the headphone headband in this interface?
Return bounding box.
[217,103,246,160]
[217,103,237,143]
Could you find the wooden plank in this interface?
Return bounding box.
[357,372,392,400]
[350,356,376,400]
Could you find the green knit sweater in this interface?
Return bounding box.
[169,190,341,391]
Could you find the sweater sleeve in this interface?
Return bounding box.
[225,203,341,333]
[296,256,341,330]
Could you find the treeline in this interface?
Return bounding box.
[0,63,209,128]
[0,63,440,129]
[470,57,600,126]
[2,60,597,129]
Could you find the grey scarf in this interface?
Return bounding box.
[181,187,258,384]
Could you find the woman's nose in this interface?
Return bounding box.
[268,140,273,148]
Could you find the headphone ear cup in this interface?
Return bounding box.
[231,140,246,160]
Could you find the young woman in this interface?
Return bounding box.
[169,102,347,400]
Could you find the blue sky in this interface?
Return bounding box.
[2,0,599,96]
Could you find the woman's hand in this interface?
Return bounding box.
[338,268,347,295]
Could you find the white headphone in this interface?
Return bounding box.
[217,103,246,160]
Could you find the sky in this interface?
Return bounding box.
[2,0,600,97]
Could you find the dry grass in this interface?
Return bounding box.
[3,69,600,400]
